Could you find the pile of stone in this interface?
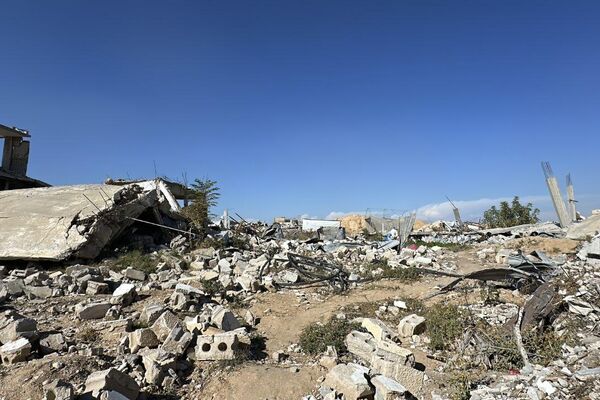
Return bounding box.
[305,316,427,400]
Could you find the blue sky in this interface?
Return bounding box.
[1,1,598,221]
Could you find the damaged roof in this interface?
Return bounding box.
[0,180,185,261]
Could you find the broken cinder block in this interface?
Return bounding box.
[397,314,426,337]
[195,333,240,361]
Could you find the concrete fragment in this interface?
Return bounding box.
[123,267,146,281]
[86,280,110,295]
[345,330,376,362]
[323,363,373,400]
[76,302,111,320]
[140,304,165,325]
[397,314,426,337]
[0,310,37,344]
[99,391,129,400]
[211,305,241,331]
[112,283,137,306]
[39,332,67,355]
[150,311,182,342]
[370,354,424,397]
[128,328,159,353]
[24,285,54,299]
[43,379,74,400]
[371,375,409,400]
[84,368,140,400]
[161,326,193,355]
[195,333,239,360]
[361,318,396,343]
[0,337,31,363]
[0,182,186,261]
[140,348,177,385]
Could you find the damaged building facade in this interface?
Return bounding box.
[0,123,48,190]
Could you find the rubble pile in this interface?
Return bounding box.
[0,193,599,399]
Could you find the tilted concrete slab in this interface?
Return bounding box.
[0,180,183,261]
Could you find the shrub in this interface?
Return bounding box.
[426,304,466,351]
[482,196,540,228]
[112,250,156,274]
[201,279,224,297]
[299,318,360,355]
[365,259,422,282]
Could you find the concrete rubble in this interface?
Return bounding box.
[0,179,187,261]
[0,188,598,399]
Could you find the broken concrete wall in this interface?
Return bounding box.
[0,180,186,261]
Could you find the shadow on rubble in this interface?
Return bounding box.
[144,394,180,400]
[247,332,268,361]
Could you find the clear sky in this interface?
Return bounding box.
[1,1,598,221]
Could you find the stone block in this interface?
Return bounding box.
[0,337,31,364]
[370,354,424,397]
[323,363,373,400]
[140,348,177,385]
[211,305,241,331]
[84,368,139,400]
[112,283,137,306]
[361,318,396,343]
[39,332,67,355]
[150,311,182,342]
[397,314,426,337]
[123,267,146,281]
[371,375,409,400]
[76,302,111,320]
[0,310,37,344]
[86,281,110,295]
[345,330,376,362]
[43,379,74,400]
[128,328,159,353]
[161,326,193,356]
[140,304,165,325]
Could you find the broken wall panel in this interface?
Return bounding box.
[0,180,185,261]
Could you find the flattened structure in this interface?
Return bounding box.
[0,180,185,261]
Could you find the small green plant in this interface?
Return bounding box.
[478,324,566,370]
[80,327,99,342]
[426,303,466,351]
[111,249,157,274]
[299,318,361,356]
[482,196,540,228]
[201,279,224,297]
[448,372,475,400]
[479,285,500,305]
[365,259,421,282]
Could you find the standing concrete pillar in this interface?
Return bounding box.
[541,162,571,228]
[566,174,577,222]
[223,209,230,230]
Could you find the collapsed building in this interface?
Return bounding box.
[0,179,189,262]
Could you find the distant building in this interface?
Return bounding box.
[0,123,49,190]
